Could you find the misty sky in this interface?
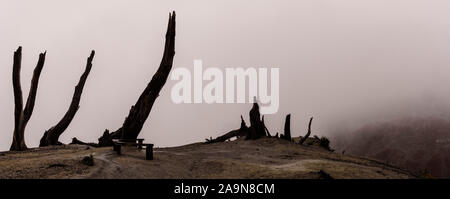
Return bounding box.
[1,0,450,151]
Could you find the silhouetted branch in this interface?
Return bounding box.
[23,51,46,124]
[299,117,313,145]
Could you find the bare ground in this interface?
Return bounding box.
[0,138,417,179]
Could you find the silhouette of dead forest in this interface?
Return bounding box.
[7,11,331,152]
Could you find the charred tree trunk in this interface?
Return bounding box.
[282,114,291,141]
[240,115,248,132]
[98,12,176,146]
[206,101,272,143]
[205,116,248,143]
[205,129,245,143]
[299,117,313,145]
[246,102,267,140]
[10,47,46,151]
[39,51,95,147]
[262,116,271,137]
[70,137,99,147]
[97,129,115,147]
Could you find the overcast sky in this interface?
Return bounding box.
[1,0,450,151]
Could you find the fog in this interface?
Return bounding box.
[1,0,450,151]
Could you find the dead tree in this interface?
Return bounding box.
[10,47,46,151]
[70,137,99,147]
[97,129,114,147]
[205,116,248,143]
[246,102,267,140]
[282,114,291,141]
[39,51,95,147]
[206,102,272,143]
[299,117,313,145]
[262,116,271,137]
[97,12,176,146]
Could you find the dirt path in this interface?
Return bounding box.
[85,151,122,178]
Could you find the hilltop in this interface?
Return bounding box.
[0,137,416,179]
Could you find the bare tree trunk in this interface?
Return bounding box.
[262,116,271,137]
[299,117,313,145]
[205,129,244,143]
[97,129,115,147]
[282,114,291,141]
[98,12,176,145]
[205,116,248,143]
[10,47,46,151]
[70,137,99,147]
[39,51,95,147]
[246,102,267,140]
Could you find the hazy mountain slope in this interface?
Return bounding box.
[332,117,450,178]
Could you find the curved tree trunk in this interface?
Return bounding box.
[98,12,176,146]
[39,51,95,147]
[299,117,313,145]
[10,47,46,151]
